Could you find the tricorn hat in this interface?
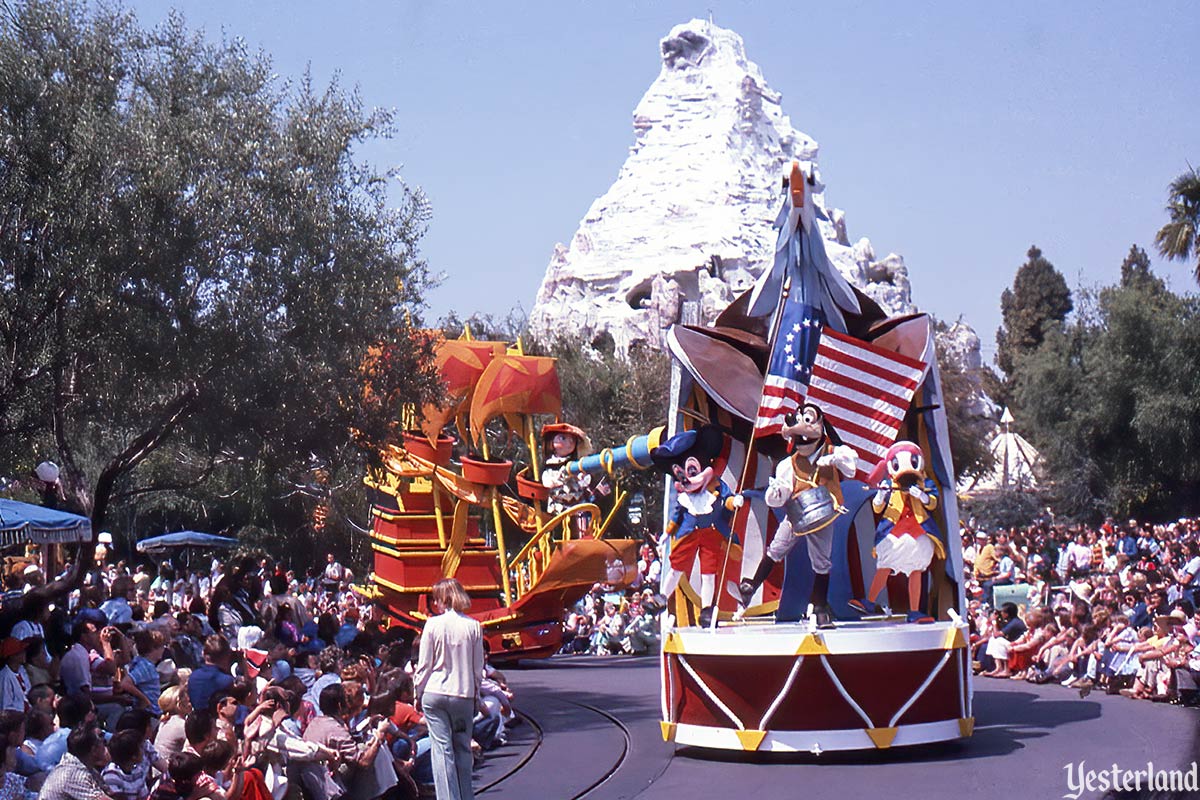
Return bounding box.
[650,425,725,474]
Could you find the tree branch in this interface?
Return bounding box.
[109,460,216,502]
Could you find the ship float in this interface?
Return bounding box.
[361,334,645,661]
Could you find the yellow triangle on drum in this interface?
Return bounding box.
[663,633,684,654]
[735,729,768,751]
[943,627,966,650]
[660,722,677,742]
[866,727,897,749]
[958,717,975,737]
[795,634,830,655]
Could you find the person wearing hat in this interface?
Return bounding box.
[540,422,607,536]
[0,637,29,713]
[19,562,42,593]
[651,425,745,629]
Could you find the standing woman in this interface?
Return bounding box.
[414,578,484,800]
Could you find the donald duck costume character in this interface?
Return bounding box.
[652,425,744,629]
[851,440,946,623]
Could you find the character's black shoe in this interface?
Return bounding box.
[813,604,836,629]
[698,606,716,628]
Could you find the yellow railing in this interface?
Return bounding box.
[508,502,604,601]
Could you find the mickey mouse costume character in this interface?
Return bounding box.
[736,403,856,629]
[850,440,946,623]
[652,425,744,629]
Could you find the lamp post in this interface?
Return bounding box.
[627,492,646,538]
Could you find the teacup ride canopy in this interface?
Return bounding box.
[364,333,640,661]
[656,164,971,753]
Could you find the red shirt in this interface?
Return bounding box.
[391,700,424,732]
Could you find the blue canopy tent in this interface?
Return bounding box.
[136,531,238,555]
[0,498,92,546]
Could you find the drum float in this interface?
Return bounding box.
[659,618,974,753]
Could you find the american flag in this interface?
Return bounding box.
[754,299,927,481]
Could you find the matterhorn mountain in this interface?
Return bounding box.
[529,19,920,354]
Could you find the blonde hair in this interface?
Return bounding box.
[432,578,471,613]
[159,685,191,718]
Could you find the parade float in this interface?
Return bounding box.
[361,335,643,661]
[643,164,973,754]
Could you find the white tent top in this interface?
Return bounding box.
[963,408,1041,492]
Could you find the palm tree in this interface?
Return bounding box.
[1155,167,1200,285]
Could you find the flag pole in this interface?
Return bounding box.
[710,273,792,630]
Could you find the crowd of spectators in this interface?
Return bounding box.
[560,544,664,657]
[962,516,1200,706]
[0,551,519,800]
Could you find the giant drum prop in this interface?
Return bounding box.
[659,619,974,752]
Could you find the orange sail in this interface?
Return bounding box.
[418,339,507,441]
[468,355,562,445]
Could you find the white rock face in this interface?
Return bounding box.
[937,318,999,422]
[529,19,915,353]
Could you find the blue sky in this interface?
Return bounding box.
[128,1,1199,363]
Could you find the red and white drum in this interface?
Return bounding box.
[659,618,974,753]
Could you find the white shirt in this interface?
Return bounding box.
[1182,557,1200,583]
[1067,542,1092,569]
[414,609,484,700]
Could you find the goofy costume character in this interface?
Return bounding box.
[737,403,856,629]
[851,440,946,623]
[652,425,744,630]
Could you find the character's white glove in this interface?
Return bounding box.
[730,494,745,509]
[765,477,789,507]
[874,488,889,505]
[816,453,835,468]
[908,486,929,503]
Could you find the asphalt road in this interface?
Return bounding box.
[474,655,1200,800]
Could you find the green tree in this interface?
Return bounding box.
[1119,244,1161,291]
[545,336,672,535]
[1155,166,1200,285]
[1013,263,1200,519]
[0,0,439,602]
[995,246,1073,378]
[931,320,995,483]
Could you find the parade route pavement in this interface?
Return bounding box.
[474,655,1200,800]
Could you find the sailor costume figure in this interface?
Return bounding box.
[541,422,605,536]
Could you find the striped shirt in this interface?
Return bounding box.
[38,752,108,800]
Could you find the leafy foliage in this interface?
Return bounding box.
[0,0,439,583]
[542,337,671,536]
[995,246,1073,378]
[931,322,995,482]
[1011,263,1200,520]
[1155,166,1200,285]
